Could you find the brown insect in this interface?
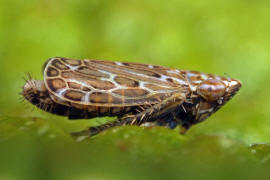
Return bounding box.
[22,57,241,136]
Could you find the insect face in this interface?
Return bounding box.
[185,71,241,123]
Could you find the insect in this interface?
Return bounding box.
[22,57,241,136]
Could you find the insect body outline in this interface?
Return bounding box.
[22,57,241,136]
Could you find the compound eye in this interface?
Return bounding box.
[197,79,226,101]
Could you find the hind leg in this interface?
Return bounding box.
[71,92,186,137]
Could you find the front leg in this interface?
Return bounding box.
[140,114,178,129]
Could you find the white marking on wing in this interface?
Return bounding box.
[222,81,229,86]
[56,88,67,96]
[84,92,90,103]
[65,64,78,71]
[172,77,188,85]
[115,62,124,66]
[187,71,199,77]
[159,74,188,85]
[140,82,155,93]
[229,80,239,87]
[93,62,178,85]
[200,74,208,80]
[98,70,129,92]
[68,79,92,89]
[140,82,178,94]
[96,65,186,93]
[167,69,180,74]
[191,80,203,84]
[98,70,118,86]
[127,70,150,78]
[159,74,169,81]
[190,85,197,92]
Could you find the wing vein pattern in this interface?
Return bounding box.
[44,57,190,107]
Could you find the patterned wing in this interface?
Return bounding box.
[44,57,190,107]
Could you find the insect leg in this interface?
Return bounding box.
[140,113,177,129]
[175,114,193,134]
[120,92,186,126]
[71,92,187,137]
[71,119,123,137]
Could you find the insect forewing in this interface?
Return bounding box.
[44,57,190,107]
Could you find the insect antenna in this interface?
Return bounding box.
[22,72,33,83]
[18,96,25,103]
[23,72,38,90]
[22,73,29,84]
[20,73,31,96]
[224,72,231,78]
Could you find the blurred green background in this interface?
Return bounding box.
[1,0,270,179]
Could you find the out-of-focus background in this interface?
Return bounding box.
[1,0,270,179]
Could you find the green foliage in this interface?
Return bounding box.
[1,0,270,179]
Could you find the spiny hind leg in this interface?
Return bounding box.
[71,92,186,137]
[71,118,124,137]
[123,92,186,125]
